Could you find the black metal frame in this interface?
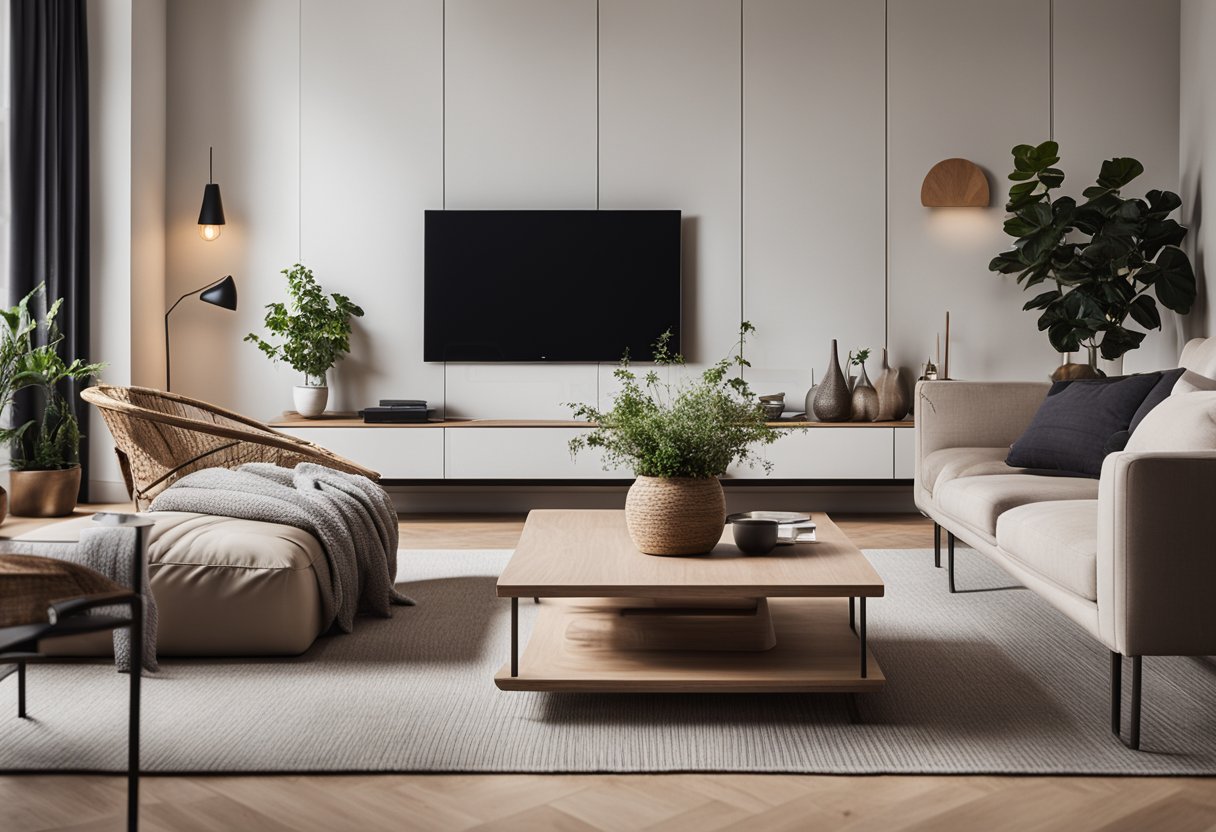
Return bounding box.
[933,522,941,568]
[1,515,152,831]
[1111,652,1143,750]
[947,531,957,593]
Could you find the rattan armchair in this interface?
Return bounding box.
[82,385,378,509]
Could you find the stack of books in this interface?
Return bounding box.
[777,518,817,545]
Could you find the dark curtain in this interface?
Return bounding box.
[9,0,91,500]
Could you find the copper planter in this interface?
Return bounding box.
[9,466,81,517]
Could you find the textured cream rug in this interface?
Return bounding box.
[1,547,1214,775]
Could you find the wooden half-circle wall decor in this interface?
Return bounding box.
[920,158,990,207]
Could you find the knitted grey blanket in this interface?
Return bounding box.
[5,526,159,673]
[150,463,411,633]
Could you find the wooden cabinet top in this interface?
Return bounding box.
[268,412,914,429]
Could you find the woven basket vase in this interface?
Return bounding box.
[625,476,726,556]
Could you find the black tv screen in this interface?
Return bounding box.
[424,210,681,362]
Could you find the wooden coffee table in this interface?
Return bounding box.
[495,510,885,701]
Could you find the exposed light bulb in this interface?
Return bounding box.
[200,224,222,242]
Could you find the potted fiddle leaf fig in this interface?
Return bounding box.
[989,141,1196,378]
[245,264,364,418]
[568,323,780,556]
[0,285,105,517]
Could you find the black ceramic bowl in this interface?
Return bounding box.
[730,517,779,555]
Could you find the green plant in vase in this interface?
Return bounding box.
[245,263,364,418]
[989,140,1196,377]
[568,322,780,555]
[0,285,105,517]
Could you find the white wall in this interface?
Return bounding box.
[1181,0,1216,340]
[86,0,166,501]
[153,0,1183,426]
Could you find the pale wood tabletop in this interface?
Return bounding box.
[496,509,885,599]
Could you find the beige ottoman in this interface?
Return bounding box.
[17,511,329,656]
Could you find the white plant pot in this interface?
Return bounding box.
[294,385,329,418]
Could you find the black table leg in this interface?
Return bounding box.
[948,532,957,593]
[849,597,856,634]
[934,523,941,568]
[511,597,519,678]
[859,597,868,679]
[16,662,26,719]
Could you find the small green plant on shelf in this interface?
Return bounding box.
[567,322,780,479]
[244,263,365,386]
[847,348,871,369]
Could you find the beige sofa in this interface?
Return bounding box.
[914,338,1216,751]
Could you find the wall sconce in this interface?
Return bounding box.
[198,146,226,241]
[920,158,989,208]
[164,275,237,391]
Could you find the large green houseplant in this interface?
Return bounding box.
[245,264,364,418]
[0,285,104,517]
[989,141,1196,376]
[568,323,779,555]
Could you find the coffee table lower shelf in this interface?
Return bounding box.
[495,596,884,694]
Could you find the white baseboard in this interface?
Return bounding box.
[88,479,135,505]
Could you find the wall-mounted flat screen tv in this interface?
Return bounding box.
[424,210,681,362]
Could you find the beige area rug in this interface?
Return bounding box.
[1,547,1214,775]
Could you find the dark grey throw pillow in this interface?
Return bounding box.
[1006,372,1163,478]
[1129,367,1185,433]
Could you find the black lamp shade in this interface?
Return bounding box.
[199,275,237,310]
[198,183,226,226]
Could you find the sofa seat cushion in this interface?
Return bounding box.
[934,474,1099,538]
[996,500,1098,601]
[920,447,1026,494]
[19,511,329,656]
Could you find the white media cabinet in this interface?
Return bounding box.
[269,414,915,483]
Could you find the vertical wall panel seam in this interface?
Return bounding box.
[442,0,447,419]
[739,0,745,370]
[1049,0,1054,140]
[596,0,601,408]
[883,0,889,350]
[299,0,303,262]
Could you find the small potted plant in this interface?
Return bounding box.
[245,263,364,418]
[569,323,780,556]
[0,286,105,517]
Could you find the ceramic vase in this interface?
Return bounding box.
[875,348,910,421]
[850,363,879,422]
[625,476,726,556]
[294,374,329,418]
[812,340,852,422]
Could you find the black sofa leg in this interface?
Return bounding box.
[947,532,956,593]
[16,662,26,719]
[933,523,941,568]
[1111,652,1143,751]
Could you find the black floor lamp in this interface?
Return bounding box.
[164,275,237,391]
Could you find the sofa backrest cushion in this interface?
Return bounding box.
[1124,391,1216,453]
[1006,373,1162,478]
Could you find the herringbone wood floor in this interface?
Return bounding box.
[2,511,1214,832]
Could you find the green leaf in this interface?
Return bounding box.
[1153,246,1197,314]
[1022,289,1061,311]
[1096,157,1144,190]
[1145,189,1182,219]
[1038,168,1065,188]
[1099,325,1146,360]
[1128,295,1162,330]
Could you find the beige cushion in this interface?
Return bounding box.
[934,474,1099,538]
[23,512,328,656]
[919,447,1024,494]
[1126,391,1216,453]
[1179,337,1216,377]
[996,500,1098,601]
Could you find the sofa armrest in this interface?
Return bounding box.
[915,380,1049,463]
[1098,450,1216,656]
